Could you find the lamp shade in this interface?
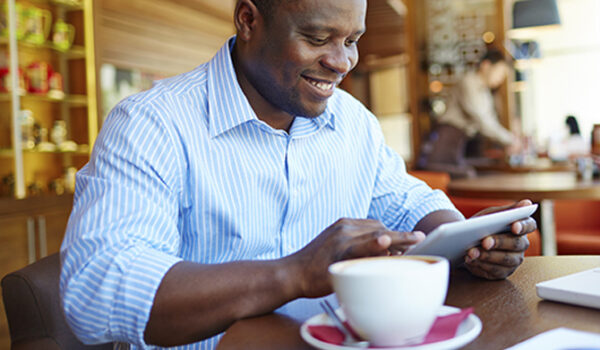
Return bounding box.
[513,0,561,29]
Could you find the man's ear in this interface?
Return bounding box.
[234,0,261,42]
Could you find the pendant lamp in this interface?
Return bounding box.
[512,0,561,29]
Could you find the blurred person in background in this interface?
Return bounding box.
[547,115,589,161]
[417,49,518,178]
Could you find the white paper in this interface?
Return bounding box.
[507,328,600,350]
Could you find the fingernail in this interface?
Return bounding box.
[470,248,480,259]
[483,238,494,250]
[413,231,426,241]
[377,235,392,247]
[465,255,472,263]
[514,222,523,234]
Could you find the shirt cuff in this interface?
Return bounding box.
[111,248,183,346]
[405,195,464,231]
[381,191,464,232]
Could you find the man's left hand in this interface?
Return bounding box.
[464,199,537,280]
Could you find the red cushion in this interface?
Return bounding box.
[554,200,600,231]
[450,197,514,218]
[408,170,451,193]
[553,200,600,254]
[557,231,600,255]
[524,231,541,257]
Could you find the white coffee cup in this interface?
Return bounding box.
[329,255,449,347]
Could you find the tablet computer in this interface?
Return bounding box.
[404,204,538,265]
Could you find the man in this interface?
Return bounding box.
[60,0,536,349]
[418,50,517,178]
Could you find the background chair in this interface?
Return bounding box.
[1,253,113,350]
[408,170,541,256]
[554,199,600,255]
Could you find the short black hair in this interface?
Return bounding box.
[481,49,506,65]
[566,115,581,135]
[250,0,278,22]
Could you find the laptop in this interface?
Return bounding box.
[536,267,600,309]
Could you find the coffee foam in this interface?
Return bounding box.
[341,258,430,275]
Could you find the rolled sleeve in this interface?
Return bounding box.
[60,97,186,346]
[111,249,182,345]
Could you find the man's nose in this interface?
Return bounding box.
[321,44,357,75]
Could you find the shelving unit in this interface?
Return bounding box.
[0,92,87,104]
[0,147,89,156]
[0,0,97,347]
[0,37,85,57]
[30,0,84,11]
[402,0,512,159]
[0,0,97,199]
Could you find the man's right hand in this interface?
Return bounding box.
[284,218,426,298]
[145,219,425,346]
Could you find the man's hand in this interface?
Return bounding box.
[285,218,426,298]
[464,199,537,280]
[505,133,523,156]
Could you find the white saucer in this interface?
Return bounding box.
[300,305,482,350]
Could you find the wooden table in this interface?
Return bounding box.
[469,157,574,174]
[448,172,600,255]
[217,256,600,350]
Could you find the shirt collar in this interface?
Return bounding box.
[207,36,336,138]
[207,37,256,138]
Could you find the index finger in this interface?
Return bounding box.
[387,231,426,253]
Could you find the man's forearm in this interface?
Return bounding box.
[144,257,301,346]
[414,209,464,235]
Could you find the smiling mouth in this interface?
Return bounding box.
[303,76,335,92]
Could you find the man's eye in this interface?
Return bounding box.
[346,37,361,46]
[309,37,328,45]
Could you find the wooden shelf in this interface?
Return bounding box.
[0,93,88,106]
[0,147,89,157]
[0,193,74,217]
[0,38,86,59]
[29,0,84,11]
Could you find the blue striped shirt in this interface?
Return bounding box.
[60,37,459,349]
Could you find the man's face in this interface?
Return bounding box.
[244,0,366,118]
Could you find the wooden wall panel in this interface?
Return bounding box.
[360,0,407,59]
[95,0,236,75]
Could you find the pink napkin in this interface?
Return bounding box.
[308,307,474,347]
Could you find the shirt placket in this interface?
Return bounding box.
[279,133,295,256]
